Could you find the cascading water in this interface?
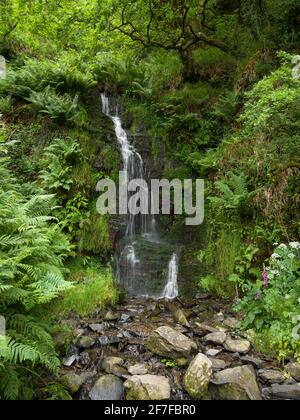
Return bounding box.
[161,253,179,300]
[101,93,178,299]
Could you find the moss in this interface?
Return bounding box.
[50,258,118,317]
[78,210,112,257]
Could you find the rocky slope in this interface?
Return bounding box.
[57,295,300,400]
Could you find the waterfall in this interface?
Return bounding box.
[161,253,179,300]
[101,93,178,298]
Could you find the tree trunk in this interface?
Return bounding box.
[179,49,197,82]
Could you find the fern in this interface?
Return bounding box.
[0,142,73,399]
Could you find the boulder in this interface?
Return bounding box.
[271,383,300,400]
[147,326,197,358]
[211,365,261,400]
[258,369,286,384]
[128,364,148,375]
[204,332,227,345]
[89,375,124,400]
[285,362,300,382]
[89,323,105,333]
[124,375,171,400]
[102,356,124,374]
[184,353,213,399]
[206,349,222,357]
[77,336,95,349]
[224,338,250,354]
[209,358,229,371]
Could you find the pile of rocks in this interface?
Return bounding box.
[58,298,300,400]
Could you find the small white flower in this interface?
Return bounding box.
[298,297,300,304]
[288,253,295,259]
[271,253,281,259]
[289,242,300,249]
[273,242,278,246]
[278,244,287,249]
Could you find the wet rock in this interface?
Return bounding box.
[206,349,222,357]
[102,356,124,374]
[271,383,300,400]
[62,373,84,394]
[168,303,190,327]
[211,365,261,400]
[104,310,119,321]
[77,336,95,350]
[209,358,229,371]
[173,309,190,327]
[128,364,148,375]
[204,331,227,345]
[120,314,131,323]
[258,369,286,384]
[89,323,105,333]
[89,375,124,400]
[79,351,91,366]
[240,355,264,368]
[63,354,77,367]
[285,362,300,382]
[147,326,197,358]
[98,335,121,346]
[184,353,212,399]
[224,338,250,354]
[124,375,171,400]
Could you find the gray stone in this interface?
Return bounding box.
[271,383,300,400]
[89,375,124,400]
[77,336,95,349]
[204,331,227,345]
[89,323,105,333]
[98,335,121,346]
[206,349,222,357]
[128,364,148,375]
[258,369,286,384]
[209,358,229,371]
[63,354,77,367]
[147,326,197,358]
[102,356,124,374]
[104,310,119,321]
[184,353,213,399]
[195,322,218,334]
[285,362,300,382]
[121,314,131,323]
[211,365,261,400]
[224,338,250,354]
[240,355,264,368]
[173,309,190,327]
[124,375,171,400]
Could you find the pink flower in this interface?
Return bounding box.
[262,270,268,286]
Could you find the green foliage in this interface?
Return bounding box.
[235,243,300,361]
[28,87,88,127]
[0,141,73,400]
[40,137,81,192]
[50,259,118,317]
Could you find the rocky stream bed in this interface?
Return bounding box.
[57,295,300,400]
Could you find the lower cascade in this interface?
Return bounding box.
[161,253,179,300]
[101,93,178,299]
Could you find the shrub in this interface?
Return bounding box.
[235,243,300,361]
[0,142,73,399]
